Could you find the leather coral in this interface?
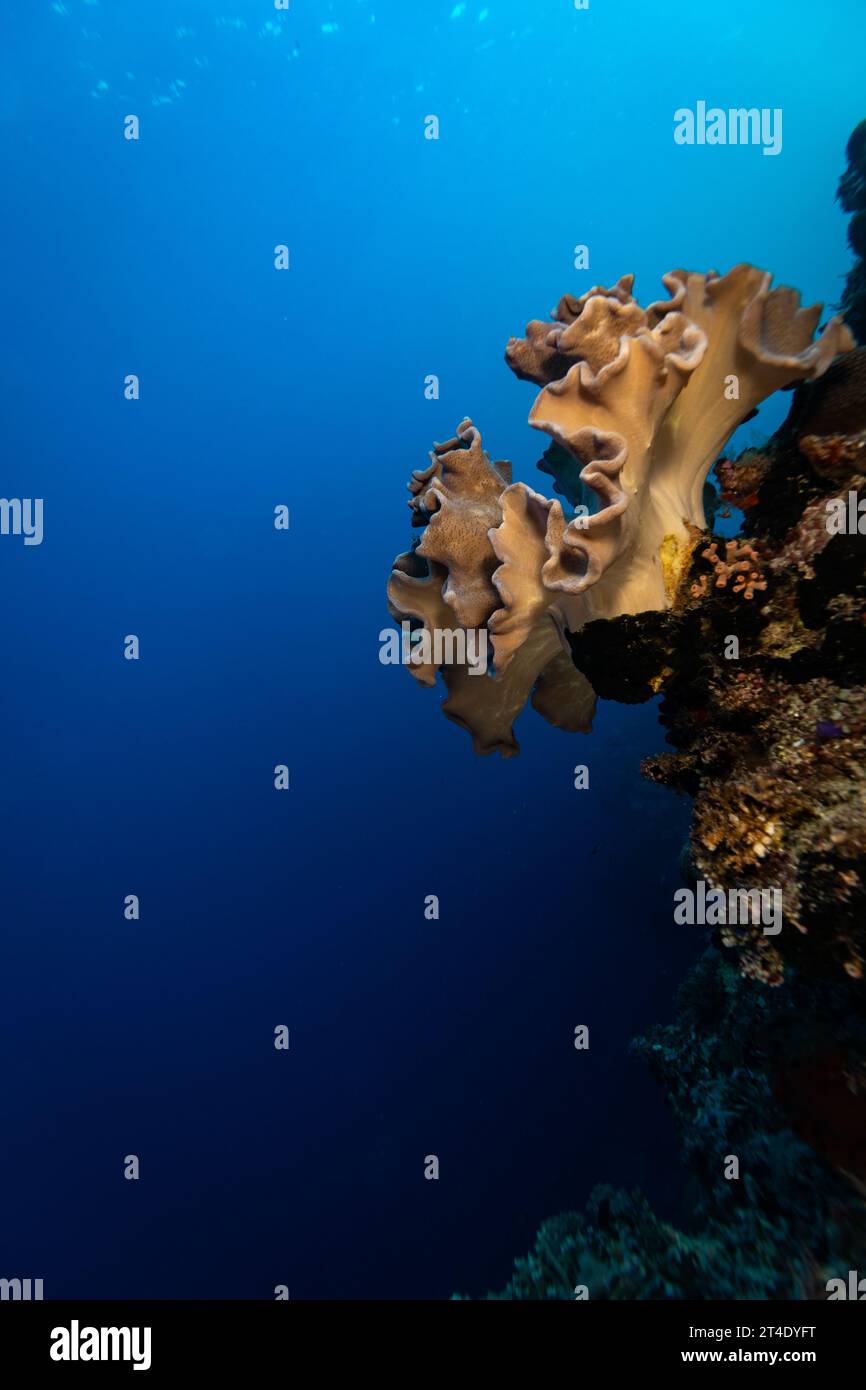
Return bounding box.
[505,265,853,622]
[386,419,595,755]
[387,267,853,754]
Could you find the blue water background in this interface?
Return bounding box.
[0,0,861,1297]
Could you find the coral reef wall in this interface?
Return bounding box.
[570,361,866,986]
[393,123,866,1302]
[477,949,866,1301]
[478,345,866,1297]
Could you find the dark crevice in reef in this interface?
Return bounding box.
[466,128,866,1302]
[838,120,866,345]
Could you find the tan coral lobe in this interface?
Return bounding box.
[511,264,853,623]
[486,483,570,674]
[386,551,453,687]
[415,418,511,630]
[505,274,638,385]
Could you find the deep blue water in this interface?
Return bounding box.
[0,0,862,1299]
